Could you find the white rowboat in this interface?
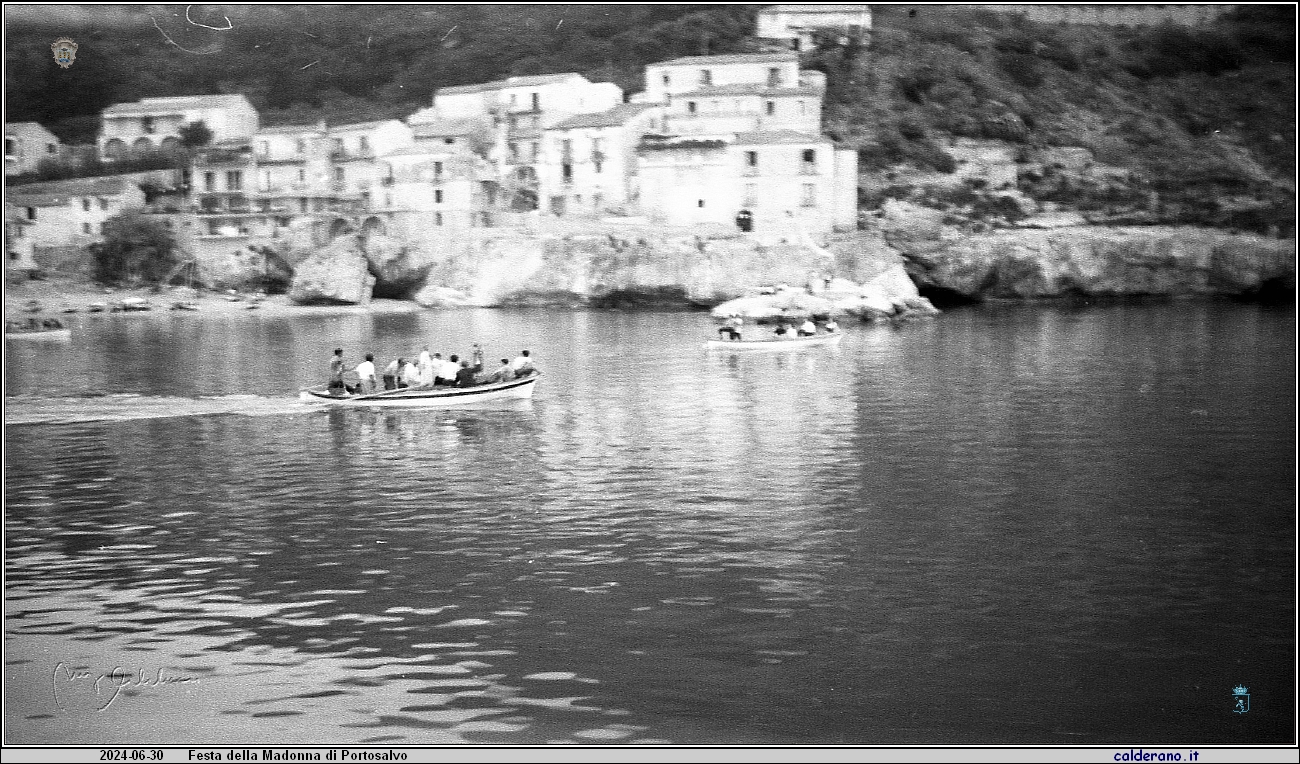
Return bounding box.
[5,328,72,342]
[705,333,843,351]
[299,372,540,408]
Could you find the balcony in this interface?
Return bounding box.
[196,148,252,166]
[254,153,307,165]
[331,146,376,161]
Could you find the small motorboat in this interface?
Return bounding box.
[6,318,71,342]
[299,371,541,408]
[705,332,844,351]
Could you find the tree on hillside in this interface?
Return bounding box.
[89,212,180,286]
[178,121,213,148]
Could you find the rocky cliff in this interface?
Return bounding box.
[895,226,1296,302]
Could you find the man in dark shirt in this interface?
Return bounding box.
[454,360,478,387]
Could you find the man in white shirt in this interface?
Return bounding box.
[354,354,377,394]
[798,319,816,337]
[438,354,461,385]
[400,358,421,388]
[510,350,534,376]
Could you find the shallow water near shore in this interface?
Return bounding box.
[5,301,1294,745]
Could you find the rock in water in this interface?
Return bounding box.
[362,233,433,299]
[288,242,375,305]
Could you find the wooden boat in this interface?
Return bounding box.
[705,332,844,351]
[299,371,541,408]
[5,326,71,342]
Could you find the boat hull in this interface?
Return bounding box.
[5,328,72,342]
[299,373,540,408]
[705,333,843,351]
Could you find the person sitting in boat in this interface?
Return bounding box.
[454,359,478,388]
[355,354,378,394]
[774,322,792,338]
[382,358,401,390]
[798,319,817,337]
[437,354,461,386]
[510,350,535,377]
[823,318,839,333]
[717,315,743,341]
[471,343,485,372]
[484,358,514,384]
[400,358,421,389]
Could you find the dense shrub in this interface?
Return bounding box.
[90,213,180,286]
[997,51,1045,88]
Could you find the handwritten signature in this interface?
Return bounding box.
[52,662,199,711]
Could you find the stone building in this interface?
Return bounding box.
[99,94,258,160]
[539,103,664,218]
[756,4,873,51]
[7,176,146,270]
[5,122,61,176]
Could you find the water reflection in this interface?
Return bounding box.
[6,305,1295,745]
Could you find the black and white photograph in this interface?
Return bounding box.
[3,3,1295,757]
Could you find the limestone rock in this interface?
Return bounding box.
[362,233,433,298]
[411,284,474,309]
[288,241,375,305]
[711,289,837,321]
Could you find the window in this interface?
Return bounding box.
[82,222,92,234]
[798,100,806,116]
[744,183,757,206]
[530,142,539,161]
[594,161,602,174]
[258,140,269,155]
[204,172,216,191]
[300,198,309,212]
[334,167,344,184]
[434,161,443,176]
[359,136,370,153]
[562,164,572,183]
[745,150,758,167]
[801,183,816,207]
[227,171,243,190]
[509,93,517,107]
[766,101,775,116]
[435,212,443,226]
[444,138,454,145]
[661,73,670,86]
[82,198,91,211]
[297,168,306,183]
[46,143,57,154]
[802,149,816,163]
[4,138,14,155]
[687,101,697,115]
[698,199,705,208]
[593,193,603,210]
[296,138,307,154]
[99,198,109,211]
[142,117,155,134]
[700,69,712,86]
[561,139,572,155]
[26,207,36,220]
[435,190,443,203]
[509,143,518,161]
[767,67,781,87]
[99,222,106,234]
[531,92,540,111]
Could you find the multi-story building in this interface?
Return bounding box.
[539,103,664,218]
[633,53,856,237]
[424,74,623,210]
[326,119,415,201]
[756,4,873,51]
[5,122,61,176]
[368,146,499,242]
[641,53,802,105]
[7,176,146,249]
[99,94,258,159]
[5,202,38,274]
[637,131,856,236]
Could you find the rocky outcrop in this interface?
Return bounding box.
[361,233,433,299]
[900,226,1296,300]
[287,239,375,305]
[710,263,940,323]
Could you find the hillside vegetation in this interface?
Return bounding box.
[6,5,1294,232]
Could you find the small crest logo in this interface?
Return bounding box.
[51,37,78,69]
[1232,684,1250,714]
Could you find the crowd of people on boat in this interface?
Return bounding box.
[5,317,66,333]
[716,315,838,341]
[328,346,535,395]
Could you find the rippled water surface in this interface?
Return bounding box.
[5,303,1294,745]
